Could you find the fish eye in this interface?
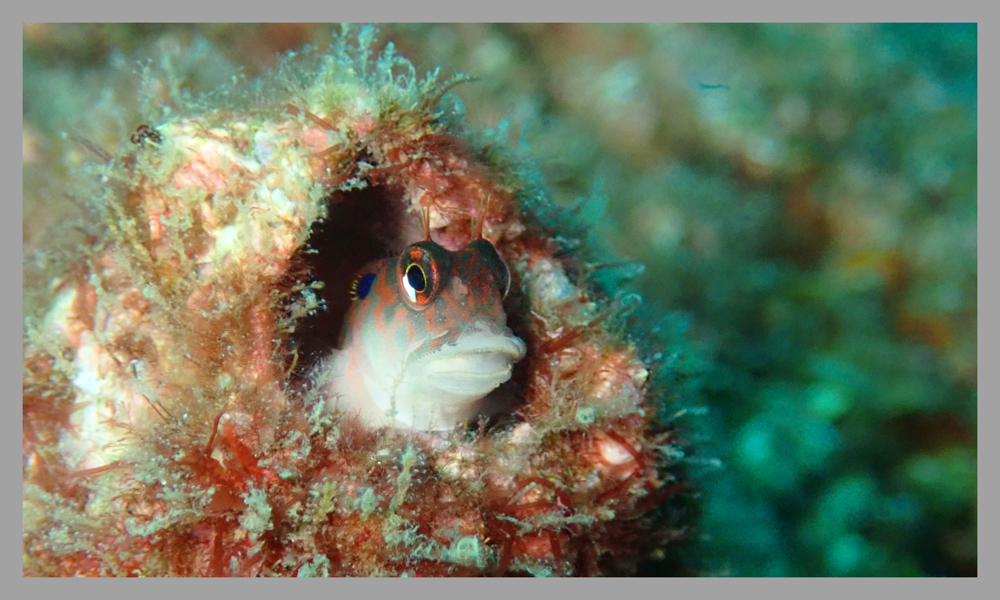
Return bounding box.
[404,263,427,294]
[397,242,446,308]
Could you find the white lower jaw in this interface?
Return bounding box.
[425,350,516,386]
[396,334,526,430]
[330,331,527,432]
[416,333,525,396]
[395,360,515,430]
[423,360,516,400]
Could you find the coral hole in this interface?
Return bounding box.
[290,183,409,370]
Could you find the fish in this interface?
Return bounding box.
[326,221,527,431]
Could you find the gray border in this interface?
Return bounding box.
[14,8,985,600]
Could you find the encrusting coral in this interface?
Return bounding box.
[22,27,692,576]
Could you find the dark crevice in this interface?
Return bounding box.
[289,183,409,374]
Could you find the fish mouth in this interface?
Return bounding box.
[414,332,527,399]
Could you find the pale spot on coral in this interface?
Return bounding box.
[351,113,378,138]
[269,188,296,221]
[509,422,535,444]
[62,331,139,470]
[171,149,231,192]
[42,287,81,347]
[213,225,241,264]
[72,332,105,395]
[597,436,636,467]
[148,214,163,243]
[588,348,647,401]
[435,445,480,481]
[299,126,331,151]
[529,258,578,310]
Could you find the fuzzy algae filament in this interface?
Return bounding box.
[22,27,691,576]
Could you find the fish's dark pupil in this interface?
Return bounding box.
[355,273,376,300]
[406,264,426,292]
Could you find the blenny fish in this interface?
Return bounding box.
[326,213,527,431]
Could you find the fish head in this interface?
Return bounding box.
[330,237,527,430]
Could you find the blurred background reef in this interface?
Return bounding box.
[23,23,977,576]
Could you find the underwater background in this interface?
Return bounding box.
[23,23,977,576]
